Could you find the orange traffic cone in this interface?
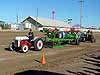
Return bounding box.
[41,52,46,65]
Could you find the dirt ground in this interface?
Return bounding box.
[0,31,100,75]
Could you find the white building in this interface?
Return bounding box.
[10,23,19,30]
[22,16,71,31]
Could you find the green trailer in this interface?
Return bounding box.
[44,29,80,48]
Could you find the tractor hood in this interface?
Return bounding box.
[15,36,29,40]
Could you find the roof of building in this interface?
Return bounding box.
[72,24,81,29]
[0,20,5,25]
[22,16,71,28]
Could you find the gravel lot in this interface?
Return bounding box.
[0,31,100,75]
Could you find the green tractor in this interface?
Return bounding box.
[43,28,80,48]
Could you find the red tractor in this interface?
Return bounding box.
[9,36,43,53]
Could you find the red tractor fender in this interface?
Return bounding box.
[20,40,29,46]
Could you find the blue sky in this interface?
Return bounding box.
[0,0,100,27]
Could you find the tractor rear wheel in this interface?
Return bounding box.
[34,38,43,51]
[21,45,28,53]
[82,37,86,42]
[91,36,96,43]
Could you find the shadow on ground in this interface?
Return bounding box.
[4,47,40,53]
[14,70,65,75]
[5,48,10,51]
[4,47,23,53]
[66,55,100,75]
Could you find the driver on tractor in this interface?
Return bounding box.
[27,29,34,42]
[87,30,92,35]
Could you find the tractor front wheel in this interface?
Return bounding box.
[9,42,15,51]
[21,45,28,53]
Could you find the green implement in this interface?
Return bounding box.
[44,30,80,48]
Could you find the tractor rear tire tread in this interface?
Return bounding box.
[34,38,43,51]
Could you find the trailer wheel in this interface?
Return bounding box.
[9,42,15,51]
[34,38,43,51]
[72,39,80,45]
[74,39,80,45]
[21,45,28,53]
[48,41,54,48]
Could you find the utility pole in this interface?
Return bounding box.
[36,8,38,29]
[36,8,38,22]
[79,0,84,28]
[16,14,19,24]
